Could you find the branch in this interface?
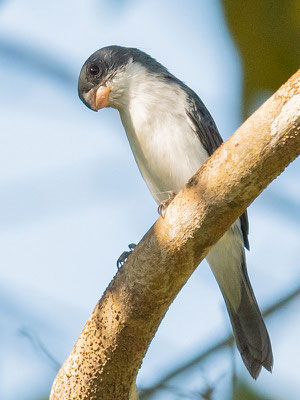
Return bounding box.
[50,70,300,400]
[139,285,300,399]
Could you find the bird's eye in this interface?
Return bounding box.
[89,65,100,76]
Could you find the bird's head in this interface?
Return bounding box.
[78,45,170,112]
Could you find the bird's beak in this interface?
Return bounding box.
[82,85,111,111]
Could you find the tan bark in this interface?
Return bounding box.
[50,70,300,400]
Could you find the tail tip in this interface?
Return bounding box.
[248,362,261,380]
[244,355,273,379]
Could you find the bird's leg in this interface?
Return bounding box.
[116,243,137,269]
[158,191,177,218]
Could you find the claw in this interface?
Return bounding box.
[158,192,177,218]
[116,243,137,269]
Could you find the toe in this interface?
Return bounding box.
[116,251,130,269]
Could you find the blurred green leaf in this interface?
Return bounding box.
[222,0,300,116]
[234,380,278,400]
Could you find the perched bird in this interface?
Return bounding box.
[78,45,273,378]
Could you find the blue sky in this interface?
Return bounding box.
[0,1,299,399]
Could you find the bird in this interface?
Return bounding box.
[78,45,273,379]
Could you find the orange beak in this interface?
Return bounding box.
[83,85,111,111]
[94,86,111,110]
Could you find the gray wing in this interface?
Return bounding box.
[185,91,250,250]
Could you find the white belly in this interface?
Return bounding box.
[120,107,209,204]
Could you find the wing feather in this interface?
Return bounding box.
[185,92,250,250]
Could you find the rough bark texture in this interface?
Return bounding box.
[50,71,300,400]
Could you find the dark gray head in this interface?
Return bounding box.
[78,45,172,111]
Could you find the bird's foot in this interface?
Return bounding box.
[158,192,177,218]
[116,243,137,269]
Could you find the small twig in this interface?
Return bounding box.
[19,326,61,371]
[140,285,300,399]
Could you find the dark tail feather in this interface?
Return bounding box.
[207,224,273,378]
[224,265,273,379]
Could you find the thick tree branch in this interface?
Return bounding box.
[50,70,300,400]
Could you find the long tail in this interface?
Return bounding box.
[206,222,273,379]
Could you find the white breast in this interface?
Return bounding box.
[118,64,209,204]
